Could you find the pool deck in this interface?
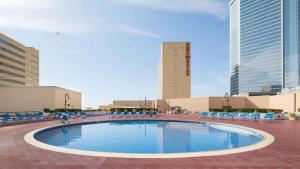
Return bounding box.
[1,114,300,169]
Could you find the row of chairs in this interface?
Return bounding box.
[53,112,86,118]
[0,112,87,125]
[108,112,160,118]
[199,112,275,121]
[0,112,47,124]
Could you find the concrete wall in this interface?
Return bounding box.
[54,87,82,110]
[156,93,300,113]
[0,86,81,112]
[209,97,247,109]
[157,97,209,113]
[269,94,295,112]
[112,100,155,108]
[245,96,269,109]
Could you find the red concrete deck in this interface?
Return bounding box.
[0,114,300,169]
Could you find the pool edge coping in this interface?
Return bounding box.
[24,119,275,159]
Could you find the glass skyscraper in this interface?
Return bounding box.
[230,0,300,96]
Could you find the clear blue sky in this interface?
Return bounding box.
[0,0,230,108]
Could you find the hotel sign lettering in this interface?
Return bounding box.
[186,42,190,77]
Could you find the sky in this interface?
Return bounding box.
[0,0,230,108]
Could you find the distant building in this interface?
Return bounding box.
[0,33,39,87]
[0,86,81,112]
[157,42,191,99]
[230,0,300,96]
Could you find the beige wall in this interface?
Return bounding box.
[296,93,300,112]
[269,94,295,112]
[155,93,300,113]
[245,96,270,109]
[0,33,39,87]
[208,97,247,109]
[112,100,155,109]
[0,86,81,112]
[167,97,209,112]
[158,42,191,99]
[54,87,82,110]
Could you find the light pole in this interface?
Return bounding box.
[223,92,230,110]
[144,97,147,111]
[64,93,70,113]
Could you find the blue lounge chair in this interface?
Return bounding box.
[227,112,238,120]
[116,112,122,118]
[209,112,218,119]
[60,114,69,124]
[16,112,25,121]
[263,112,274,122]
[217,112,226,119]
[154,112,160,117]
[77,112,86,118]
[108,112,113,118]
[124,112,129,118]
[128,112,133,117]
[138,112,145,118]
[200,112,209,118]
[238,113,249,120]
[110,112,117,118]
[25,113,34,121]
[35,112,44,120]
[131,112,138,118]
[1,113,14,123]
[249,112,260,121]
[145,112,152,117]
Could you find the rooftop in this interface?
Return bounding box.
[1,114,300,169]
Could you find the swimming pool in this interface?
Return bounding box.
[25,120,274,158]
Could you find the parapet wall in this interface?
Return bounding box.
[156,93,300,113]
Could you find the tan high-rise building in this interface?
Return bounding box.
[158,42,191,99]
[0,33,39,86]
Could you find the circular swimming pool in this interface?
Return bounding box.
[25,120,274,158]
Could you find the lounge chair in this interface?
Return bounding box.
[110,112,117,118]
[154,112,160,117]
[116,112,122,118]
[0,113,14,123]
[209,112,217,119]
[217,112,226,119]
[124,112,129,118]
[35,112,45,120]
[227,112,238,120]
[249,112,260,121]
[200,112,209,118]
[131,112,138,118]
[263,112,274,122]
[138,112,145,118]
[108,112,113,118]
[145,112,152,118]
[16,112,26,121]
[25,113,34,121]
[238,113,249,120]
[60,114,69,124]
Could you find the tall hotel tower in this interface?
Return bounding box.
[230,0,300,96]
[158,42,191,99]
[0,33,39,86]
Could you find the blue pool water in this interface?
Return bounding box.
[34,120,263,154]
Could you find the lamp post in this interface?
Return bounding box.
[223,92,230,110]
[64,93,70,113]
[144,97,147,110]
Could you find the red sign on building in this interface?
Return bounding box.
[186,42,190,77]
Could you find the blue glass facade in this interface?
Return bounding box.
[230,0,240,95]
[230,0,300,95]
[283,0,300,88]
